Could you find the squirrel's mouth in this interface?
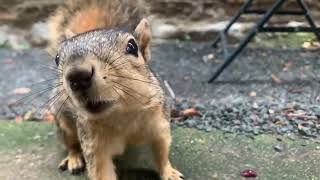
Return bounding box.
[85,100,113,114]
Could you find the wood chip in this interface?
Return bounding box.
[249,91,257,97]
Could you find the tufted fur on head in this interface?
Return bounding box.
[47,0,147,56]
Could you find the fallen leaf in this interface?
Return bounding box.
[240,169,257,178]
[12,87,31,95]
[271,74,282,84]
[182,108,202,117]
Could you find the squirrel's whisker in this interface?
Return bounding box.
[28,78,59,87]
[16,83,63,105]
[56,96,70,119]
[38,90,65,114]
[113,85,146,105]
[109,67,161,79]
[109,79,149,99]
[108,53,125,67]
[111,86,129,105]
[37,62,63,72]
[108,74,159,86]
[107,61,129,71]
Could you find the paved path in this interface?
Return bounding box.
[0,121,319,180]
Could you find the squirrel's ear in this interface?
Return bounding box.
[64,29,76,39]
[134,18,152,62]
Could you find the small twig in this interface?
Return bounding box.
[285,113,318,120]
[164,80,175,99]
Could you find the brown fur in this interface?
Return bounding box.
[48,0,182,180]
[47,0,145,56]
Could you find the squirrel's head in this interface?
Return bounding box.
[55,19,162,119]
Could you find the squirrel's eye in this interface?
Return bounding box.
[55,55,60,66]
[126,39,138,57]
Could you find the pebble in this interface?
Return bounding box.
[274,145,284,152]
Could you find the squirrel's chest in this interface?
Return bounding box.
[83,110,155,135]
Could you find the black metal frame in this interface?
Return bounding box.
[208,0,320,83]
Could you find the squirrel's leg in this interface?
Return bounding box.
[56,113,85,175]
[151,122,184,180]
[85,153,117,180]
[77,122,123,180]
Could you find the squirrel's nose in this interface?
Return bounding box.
[67,67,94,91]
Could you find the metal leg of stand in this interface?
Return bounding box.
[297,0,320,41]
[208,0,286,83]
[212,0,254,47]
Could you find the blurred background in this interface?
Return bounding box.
[0,0,319,47]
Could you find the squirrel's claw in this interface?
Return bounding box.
[58,152,85,175]
[162,166,184,180]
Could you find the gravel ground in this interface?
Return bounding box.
[0,41,320,138]
[173,99,320,138]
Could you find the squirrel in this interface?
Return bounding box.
[47,0,183,180]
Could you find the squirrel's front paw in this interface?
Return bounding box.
[161,166,184,180]
[58,152,85,175]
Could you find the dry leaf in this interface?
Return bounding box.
[271,74,282,84]
[182,108,202,117]
[12,88,31,95]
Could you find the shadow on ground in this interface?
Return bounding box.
[0,121,319,180]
